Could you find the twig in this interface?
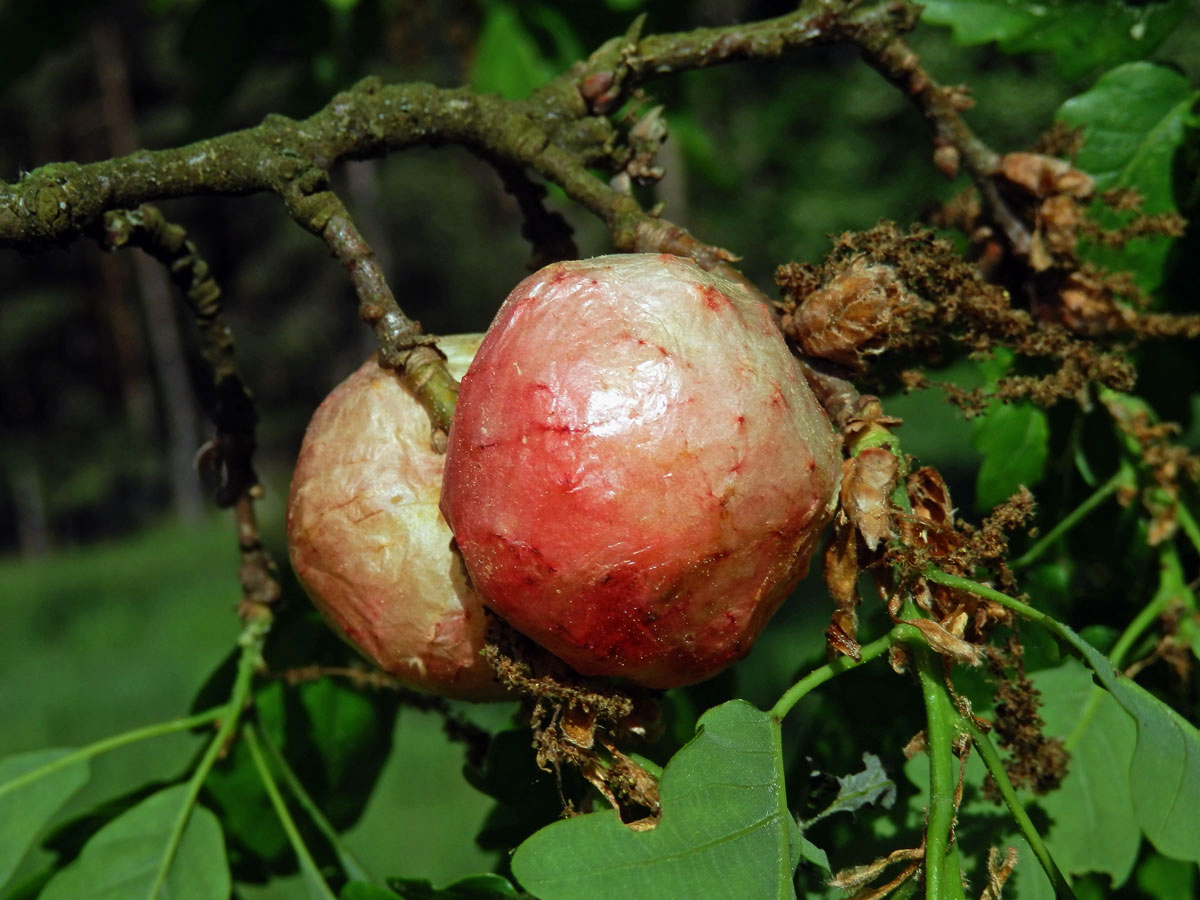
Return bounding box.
[585,0,914,85]
[849,13,1031,257]
[97,204,282,623]
[770,626,907,719]
[244,724,339,899]
[474,150,578,269]
[967,720,1078,899]
[910,635,965,899]
[255,723,374,883]
[1010,465,1133,570]
[99,204,259,507]
[286,191,459,446]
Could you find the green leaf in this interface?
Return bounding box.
[1134,850,1197,897]
[342,884,403,900]
[38,784,229,900]
[1060,63,1197,198]
[1032,661,1141,885]
[471,1,560,100]
[920,0,1189,79]
[1058,62,1200,291]
[972,401,1050,511]
[386,873,521,899]
[0,749,90,890]
[801,752,895,828]
[794,833,830,874]
[202,674,398,876]
[465,727,572,852]
[1054,625,1200,862]
[511,701,794,900]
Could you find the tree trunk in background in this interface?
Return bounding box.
[9,454,49,559]
[93,19,204,525]
[94,247,156,440]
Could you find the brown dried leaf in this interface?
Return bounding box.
[624,815,659,833]
[903,730,927,759]
[973,600,1014,636]
[844,448,900,551]
[790,258,910,369]
[604,741,662,814]
[824,513,861,660]
[945,610,969,639]
[561,702,598,749]
[908,467,954,527]
[1000,152,1094,200]
[905,467,963,562]
[825,512,860,606]
[1054,270,1131,334]
[902,619,979,672]
[902,617,983,666]
[1028,230,1054,272]
[1055,168,1095,199]
[579,758,620,812]
[981,846,1020,900]
[829,846,924,891]
[827,615,863,661]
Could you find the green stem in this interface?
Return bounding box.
[245,724,339,899]
[257,722,373,883]
[967,721,1077,899]
[0,707,223,799]
[147,618,266,899]
[1173,499,1200,561]
[1108,597,1168,671]
[770,628,906,720]
[924,569,1063,636]
[1010,466,1131,571]
[909,640,963,900]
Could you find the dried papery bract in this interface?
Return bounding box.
[287,334,506,701]
[442,253,842,689]
[781,257,916,371]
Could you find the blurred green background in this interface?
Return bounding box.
[2,0,1198,896]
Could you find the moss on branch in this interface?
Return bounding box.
[0,0,1010,438]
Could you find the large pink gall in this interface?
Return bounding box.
[287,334,504,701]
[441,254,841,688]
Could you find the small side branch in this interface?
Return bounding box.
[98,204,281,623]
[101,204,259,507]
[285,189,460,446]
[583,0,916,87]
[851,25,1031,257]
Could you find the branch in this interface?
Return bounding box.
[100,205,259,507]
[0,3,932,260]
[288,191,461,446]
[0,1,1012,435]
[98,204,282,623]
[849,20,1032,258]
[581,0,914,90]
